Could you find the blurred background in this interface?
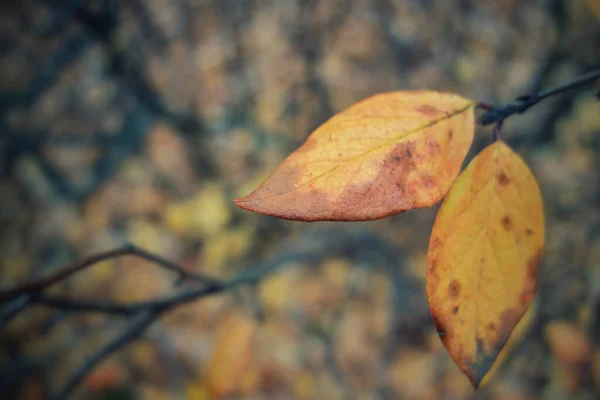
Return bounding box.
[1,0,599,399]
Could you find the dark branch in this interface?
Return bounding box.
[0,243,221,303]
[50,310,160,400]
[30,240,330,317]
[478,67,600,126]
[25,227,373,399]
[0,294,33,329]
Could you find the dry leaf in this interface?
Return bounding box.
[234,91,474,221]
[206,314,258,398]
[427,141,544,387]
[545,321,592,366]
[82,358,125,393]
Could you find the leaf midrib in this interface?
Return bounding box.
[240,102,474,202]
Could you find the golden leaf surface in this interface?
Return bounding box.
[234,91,475,221]
[427,141,544,387]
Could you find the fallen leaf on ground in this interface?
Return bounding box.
[235,91,474,221]
[427,141,544,387]
[206,314,258,398]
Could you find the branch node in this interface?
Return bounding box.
[493,122,503,142]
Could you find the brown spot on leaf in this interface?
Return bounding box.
[527,250,541,281]
[487,323,496,331]
[517,252,541,307]
[448,129,454,140]
[525,228,533,236]
[519,291,534,306]
[452,306,459,314]
[281,140,421,221]
[525,249,542,292]
[497,171,510,186]
[428,140,442,155]
[431,313,446,335]
[496,308,522,349]
[429,258,438,271]
[501,215,512,231]
[428,259,440,288]
[414,104,441,116]
[430,236,442,251]
[448,280,461,298]
[421,175,436,189]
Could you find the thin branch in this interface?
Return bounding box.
[33,295,135,316]
[478,67,600,126]
[50,310,161,400]
[31,243,324,316]
[0,243,221,303]
[0,294,33,329]
[31,227,373,399]
[42,236,328,397]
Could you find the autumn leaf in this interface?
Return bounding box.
[234,91,475,221]
[427,141,544,387]
[206,314,258,398]
[82,359,125,393]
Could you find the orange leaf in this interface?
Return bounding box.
[234,91,475,221]
[427,141,544,387]
[206,314,258,398]
[83,359,124,393]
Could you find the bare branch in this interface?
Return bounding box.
[0,243,221,303]
[21,227,373,399]
[50,310,161,400]
[0,294,33,329]
[478,67,600,126]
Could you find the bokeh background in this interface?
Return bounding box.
[1,0,600,399]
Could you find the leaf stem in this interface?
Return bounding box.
[493,122,503,142]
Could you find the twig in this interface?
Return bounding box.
[0,243,221,303]
[42,253,288,399]
[0,294,33,329]
[31,241,329,316]
[478,67,600,126]
[50,310,161,400]
[35,227,374,399]
[34,295,135,316]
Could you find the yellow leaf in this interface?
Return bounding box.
[234,91,475,221]
[186,383,210,400]
[586,0,600,21]
[427,141,544,387]
[260,273,294,315]
[164,183,231,238]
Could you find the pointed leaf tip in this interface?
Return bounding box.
[427,141,544,386]
[235,90,475,221]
